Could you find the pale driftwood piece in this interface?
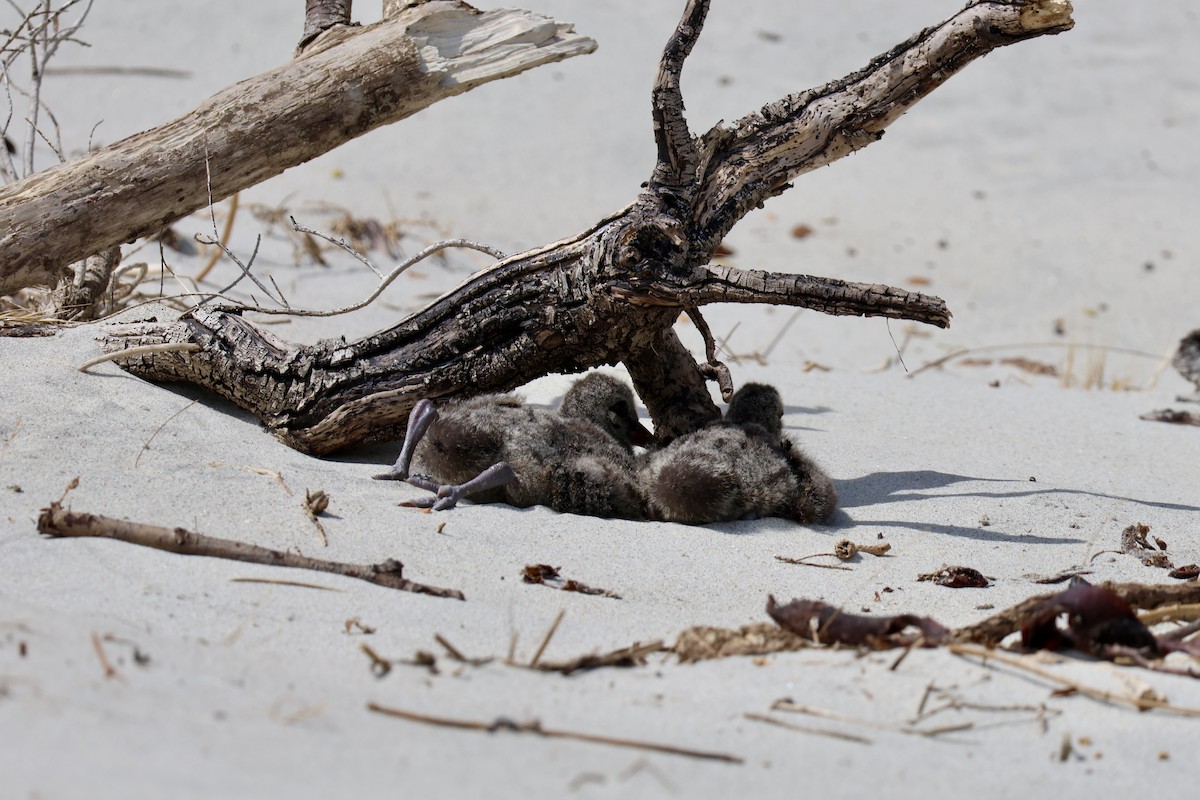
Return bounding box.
[37,500,465,600]
[97,0,1072,455]
[0,2,595,298]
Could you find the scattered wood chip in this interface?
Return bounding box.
[1122,522,1173,569]
[1026,568,1093,585]
[522,564,621,599]
[789,223,814,239]
[1000,356,1058,377]
[1169,564,1200,581]
[535,640,665,675]
[0,323,57,337]
[918,565,989,588]
[1141,409,1200,426]
[673,622,809,663]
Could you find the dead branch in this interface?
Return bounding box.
[366,702,744,764]
[37,499,464,600]
[92,0,1073,453]
[0,1,595,297]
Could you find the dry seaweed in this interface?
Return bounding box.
[673,622,810,663]
[1121,522,1174,569]
[1017,582,1158,656]
[766,595,949,649]
[918,565,989,588]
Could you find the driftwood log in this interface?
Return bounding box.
[96,0,1074,455]
[0,1,595,300]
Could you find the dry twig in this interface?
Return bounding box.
[37,493,463,600]
[367,702,744,764]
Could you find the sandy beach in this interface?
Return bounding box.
[3,1,1199,797]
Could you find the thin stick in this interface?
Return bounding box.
[773,555,852,571]
[361,643,392,677]
[435,634,468,661]
[79,342,201,372]
[230,228,507,318]
[37,498,464,600]
[908,342,1165,379]
[686,306,733,400]
[948,644,1200,716]
[45,64,191,78]
[229,577,341,591]
[768,699,976,739]
[134,398,199,467]
[90,631,123,681]
[529,609,565,668]
[1139,603,1200,627]
[758,309,802,362]
[194,192,239,283]
[367,703,744,764]
[743,712,872,744]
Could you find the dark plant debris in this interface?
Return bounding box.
[673,622,810,663]
[918,565,990,588]
[1141,409,1200,427]
[522,563,621,599]
[1169,565,1200,581]
[1122,523,1173,569]
[766,595,949,649]
[761,578,1200,673]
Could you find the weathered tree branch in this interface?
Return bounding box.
[0,1,595,298]
[95,0,1072,455]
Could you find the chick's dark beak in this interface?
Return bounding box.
[630,420,654,447]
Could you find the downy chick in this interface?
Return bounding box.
[375,373,651,518]
[639,382,837,525]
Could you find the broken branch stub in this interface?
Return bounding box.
[96,0,1072,454]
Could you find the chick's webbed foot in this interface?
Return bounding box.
[402,462,517,511]
[373,399,439,481]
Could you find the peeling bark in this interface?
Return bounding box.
[96,0,1073,454]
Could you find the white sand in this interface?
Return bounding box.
[3,1,1200,797]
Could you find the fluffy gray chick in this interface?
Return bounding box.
[639,382,837,525]
[375,373,651,518]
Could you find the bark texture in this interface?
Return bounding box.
[0,1,595,298]
[97,0,1074,455]
[300,0,354,51]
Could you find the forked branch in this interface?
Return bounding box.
[96,0,1072,454]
